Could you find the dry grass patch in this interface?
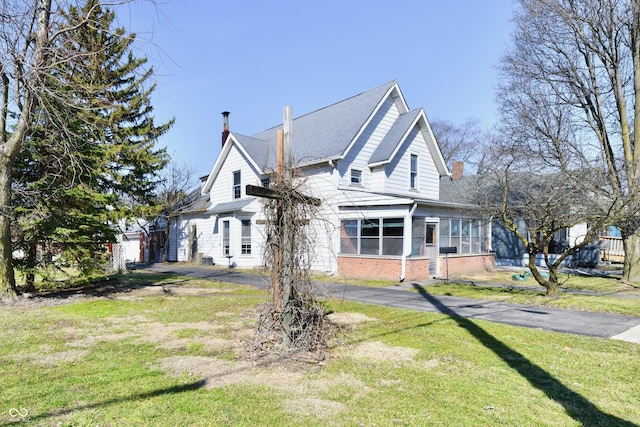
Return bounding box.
[30,349,90,366]
[284,397,346,418]
[157,356,254,388]
[156,353,366,421]
[115,285,237,300]
[327,312,377,327]
[343,340,419,363]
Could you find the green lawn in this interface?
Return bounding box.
[1,271,638,426]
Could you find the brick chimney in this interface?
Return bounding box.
[451,161,464,180]
[221,111,230,147]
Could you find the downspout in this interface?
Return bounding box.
[400,203,418,282]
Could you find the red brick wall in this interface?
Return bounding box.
[337,254,495,281]
[337,256,430,281]
[439,253,495,277]
[406,257,431,281]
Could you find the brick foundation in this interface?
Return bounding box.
[439,253,495,277]
[337,255,430,281]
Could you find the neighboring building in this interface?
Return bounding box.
[110,219,149,271]
[439,171,614,268]
[168,81,495,281]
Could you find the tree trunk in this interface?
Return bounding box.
[528,255,559,299]
[0,155,17,300]
[544,281,560,299]
[622,231,640,284]
[24,242,38,293]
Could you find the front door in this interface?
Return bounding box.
[425,221,439,277]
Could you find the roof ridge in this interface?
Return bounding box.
[293,80,397,122]
[252,80,397,135]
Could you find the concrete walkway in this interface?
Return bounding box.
[137,263,640,344]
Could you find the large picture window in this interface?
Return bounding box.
[340,218,404,256]
[439,218,490,254]
[340,220,358,254]
[382,218,403,255]
[360,219,380,255]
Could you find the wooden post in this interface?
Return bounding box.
[244,105,320,349]
[277,129,284,180]
[281,105,294,347]
[274,129,283,313]
[283,105,292,180]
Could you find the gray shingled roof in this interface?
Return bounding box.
[233,134,275,171]
[245,81,397,169]
[369,108,422,165]
[439,175,484,205]
[173,189,210,214]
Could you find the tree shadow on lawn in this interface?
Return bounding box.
[412,283,636,426]
[19,275,192,302]
[27,379,206,423]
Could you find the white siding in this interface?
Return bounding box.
[302,164,340,273]
[214,214,262,268]
[174,213,218,262]
[120,235,141,263]
[210,145,262,204]
[384,125,439,200]
[338,97,401,191]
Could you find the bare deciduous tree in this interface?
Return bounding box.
[430,117,485,172]
[155,159,196,262]
[477,137,608,297]
[498,0,640,283]
[0,1,54,299]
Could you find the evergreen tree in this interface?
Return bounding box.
[12,0,171,287]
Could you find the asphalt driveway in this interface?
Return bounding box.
[137,263,640,344]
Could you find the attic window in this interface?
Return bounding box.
[350,169,362,185]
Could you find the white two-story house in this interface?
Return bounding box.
[168,81,494,281]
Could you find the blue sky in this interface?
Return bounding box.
[118,0,515,176]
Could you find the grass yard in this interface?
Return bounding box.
[1,271,639,426]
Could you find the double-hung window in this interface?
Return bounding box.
[241,220,251,255]
[350,169,362,185]
[222,221,230,256]
[410,154,418,190]
[233,171,241,199]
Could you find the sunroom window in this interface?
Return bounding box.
[340,218,404,256]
